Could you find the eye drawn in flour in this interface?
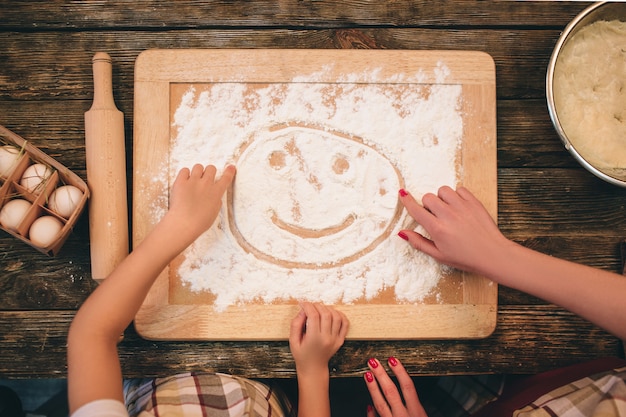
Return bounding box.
[228,123,404,269]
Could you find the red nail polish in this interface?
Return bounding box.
[367,404,374,412]
[398,231,409,241]
[399,188,408,197]
[365,371,374,383]
[388,356,398,366]
[368,358,379,368]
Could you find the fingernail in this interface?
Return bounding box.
[399,188,408,197]
[367,404,374,412]
[398,231,409,241]
[368,358,379,368]
[365,371,374,383]
[388,356,398,366]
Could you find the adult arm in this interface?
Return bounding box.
[398,186,626,340]
[67,164,235,414]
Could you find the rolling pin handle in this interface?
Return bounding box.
[90,52,116,110]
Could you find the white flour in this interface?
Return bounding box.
[163,63,463,311]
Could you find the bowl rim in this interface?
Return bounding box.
[546,1,626,188]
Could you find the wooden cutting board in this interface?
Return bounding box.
[133,49,497,340]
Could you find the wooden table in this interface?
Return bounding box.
[1,1,624,380]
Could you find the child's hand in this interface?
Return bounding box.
[290,303,348,417]
[167,164,236,242]
[364,357,427,417]
[398,186,509,275]
[289,302,349,377]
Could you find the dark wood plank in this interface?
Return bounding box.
[2,233,620,310]
[0,307,619,379]
[1,234,622,310]
[0,1,590,30]
[498,168,626,238]
[1,166,624,310]
[0,27,567,101]
[0,98,581,170]
[0,102,111,173]
[497,99,577,169]
[0,244,95,310]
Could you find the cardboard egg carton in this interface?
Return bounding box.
[0,124,90,256]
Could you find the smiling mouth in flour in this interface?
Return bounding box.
[270,209,356,239]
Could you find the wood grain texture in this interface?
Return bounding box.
[0,307,620,378]
[0,1,589,29]
[133,49,497,340]
[0,98,579,169]
[0,28,567,101]
[1,0,624,378]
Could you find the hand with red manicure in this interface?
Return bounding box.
[364,357,428,417]
[362,186,503,417]
[397,186,509,275]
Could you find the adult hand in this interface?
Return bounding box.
[289,302,349,377]
[168,164,236,241]
[364,357,427,417]
[398,186,510,275]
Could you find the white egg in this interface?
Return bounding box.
[29,215,64,248]
[0,145,21,178]
[20,163,53,194]
[49,185,83,218]
[0,199,32,231]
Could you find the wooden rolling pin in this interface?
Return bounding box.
[85,52,129,282]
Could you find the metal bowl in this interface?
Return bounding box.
[546,2,626,187]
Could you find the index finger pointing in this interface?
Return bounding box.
[399,189,437,232]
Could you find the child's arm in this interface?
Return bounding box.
[289,302,349,417]
[399,186,626,340]
[67,164,236,414]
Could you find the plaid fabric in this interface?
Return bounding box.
[514,366,626,417]
[124,373,294,417]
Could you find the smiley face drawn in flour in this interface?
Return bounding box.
[228,124,404,269]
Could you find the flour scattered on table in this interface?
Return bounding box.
[165,64,463,311]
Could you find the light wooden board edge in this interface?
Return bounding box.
[135,304,497,341]
[134,49,496,85]
[133,49,497,341]
[460,80,498,307]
